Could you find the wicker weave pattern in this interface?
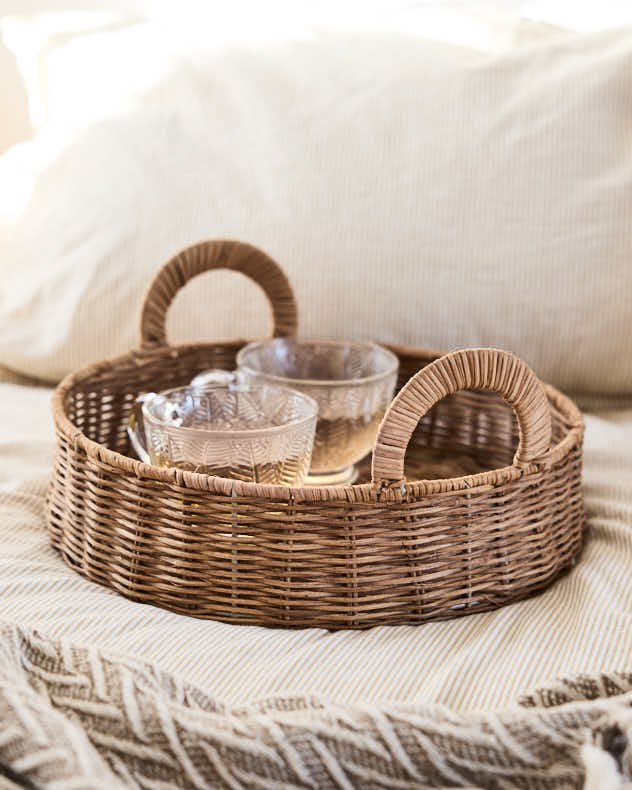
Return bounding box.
[372,347,552,484]
[139,239,298,349]
[47,240,585,629]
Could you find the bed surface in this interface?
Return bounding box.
[2,369,631,712]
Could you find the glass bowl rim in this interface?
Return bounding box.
[141,382,318,439]
[236,338,400,388]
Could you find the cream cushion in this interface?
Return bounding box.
[0,37,30,153]
[0,26,631,392]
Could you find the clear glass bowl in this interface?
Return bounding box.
[127,381,317,485]
[236,339,399,485]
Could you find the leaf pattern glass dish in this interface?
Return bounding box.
[127,381,317,485]
[236,339,399,485]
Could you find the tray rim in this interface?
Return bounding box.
[52,338,585,506]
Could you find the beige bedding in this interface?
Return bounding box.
[1,370,632,714]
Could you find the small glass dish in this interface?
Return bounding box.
[236,339,399,485]
[127,379,317,486]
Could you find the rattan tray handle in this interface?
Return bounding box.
[371,348,552,486]
[139,240,298,349]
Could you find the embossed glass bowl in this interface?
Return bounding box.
[127,381,317,485]
[236,339,399,485]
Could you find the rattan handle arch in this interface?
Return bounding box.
[139,240,298,349]
[371,348,552,486]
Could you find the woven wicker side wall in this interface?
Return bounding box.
[47,344,584,629]
[47,432,582,628]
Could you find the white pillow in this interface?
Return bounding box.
[1,25,631,393]
[0,37,30,153]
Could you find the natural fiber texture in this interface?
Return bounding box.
[139,239,298,349]
[47,241,585,629]
[3,621,632,790]
[372,346,552,482]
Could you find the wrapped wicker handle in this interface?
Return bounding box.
[371,348,552,486]
[139,240,298,349]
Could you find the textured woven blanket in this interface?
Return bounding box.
[1,622,631,789]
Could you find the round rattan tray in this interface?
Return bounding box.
[47,240,585,629]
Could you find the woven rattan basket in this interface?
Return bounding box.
[47,240,585,629]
